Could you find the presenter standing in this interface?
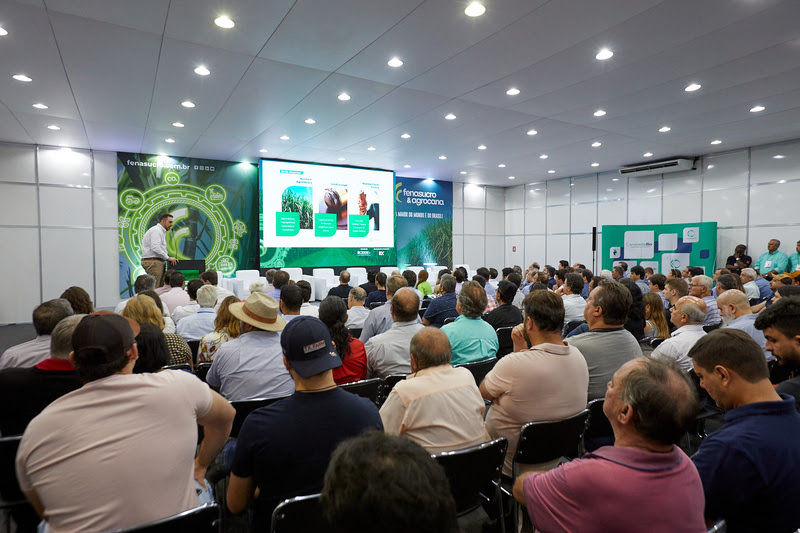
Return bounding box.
[141,213,178,288]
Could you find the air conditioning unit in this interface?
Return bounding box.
[619,158,696,177]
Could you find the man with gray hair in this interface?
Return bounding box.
[652,295,707,371]
[360,275,412,344]
[114,274,157,314]
[176,284,218,341]
[0,299,74,370]
[441,280,498,365]
[718,289,771,361]
[345,287,369,329]
[688,274,721,327]
[365,288,423,378]
[422,274,459,328]
[0,314,85,436]
[380,327,488,453]
[754,238,789,276]
[740,268,760,301]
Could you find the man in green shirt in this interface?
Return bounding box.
[754,239,789,275]
[442,280,498,365]
[788,240,800,274]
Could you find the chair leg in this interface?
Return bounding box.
[496,482,506,533]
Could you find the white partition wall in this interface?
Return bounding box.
[451,182,506,275]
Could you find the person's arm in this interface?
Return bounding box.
[421,300,436,326]
[227,473,257,515]
[510,323,529,352]
[378,391,404,435]
[421,316,432,326]
[194,391,235,485]
[750,300,767,313]
[513,472,539,504]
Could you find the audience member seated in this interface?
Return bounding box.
[453,268,467,295]
[643,292,670,341]
[176,284,217,341]
[664,277,689,311]
[688,275,721,327]
[611,265,625,280]
[321,432,458,533]
[380,327,487,453]
[652,296,707,371]
[206,293,293,401]
[264,268,277,293]
[580,269,593,298]
[345,287,369,328]
[319,296,367,384]
[172,278,204,322]
[198,295,241,363]
[422,274,459,328]
[513,357,705,532]
[715,273,739,297]
[403,269,423,300]
[567,280,642,400]
[295,280,318,317]
[725,243,752,275]
[364,272,388,307]
[114,274,157,314]
[717,289,771,361]
[154,269,174,296]
[416,269,433,298]
[0,299,73,370]
[160,272,191,314]
[477,267,496,299]
[122,295,191,366]
[226,317,382,532]
[365,288,422,379]
[471,274,497,312]
[359,269,378,295]
[740,268,761,301]
[59,286,93,314]
[628,265,650,294]
[442,280,498,365]
[133,322,170,373]
[647,274,669,308]
[481,290,588,476]
[561,273,587,326]
[199,270,235,309]
[483,280,523,330]
[618,278,647,340]
[360,275,411,343]
[249,279,267,295]
[689,330,800,531]
[754,238,789,276]
[507,272,525,308]
[549,268,567,296]
[755,297,800,410]
[268,270,290,301]
[15,314,235,532]
[0,315,83,436]
[279,284,304,322]
[327,271,353,299]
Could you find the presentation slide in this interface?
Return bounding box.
[260,159,396,267]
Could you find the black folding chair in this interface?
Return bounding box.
[563,319,586,338]
[340,378,382,406]
[707,519,727,532]
[162,363,192,372]
[433,438,508,533]
[584,399,614,453]
[230,396,289,438]
[443,316,456,325]
[703,323,722,333]
[369,301,385,310]
[421,299,432,309]
[495,327,515,358]
[187,340,200,367]
[347,327,362,339]
[381,374,408,404]
[108,504,220,532]
[0,436,38,533]
[271,494,331,533]
[194,362,213,383]
[456,358,497,386]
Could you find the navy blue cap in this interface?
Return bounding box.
[280,316,342,378]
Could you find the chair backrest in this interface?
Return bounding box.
[432,438,508,516]
[162,363,191,372]
[231,396,289,438]
[108,504,219,532]
[370,301,385,310]
[381,374,407,401]
[347,327,362,339]
[235,270,260,280]
[443,316,456,325]
[194,362,213,383]
[584,398,614,452]
[421,298,432,309]
[271,494,330,533]
[514,409,590,468]
[703,323,722,333]
[339,378,382,406]
[0,435,24,503]
[456,358,497,386]
[563,319,586,337]
[495,326,514,357]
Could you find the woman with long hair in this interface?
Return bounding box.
[121,294,191,368]
[60,286,94,314]
[198,295,242,363]
[133,323,170,373]
[416,270,433,299]
[139,289,176,333]
[643,292,670,340]
[318,296,367,384]
[618,278,646,341]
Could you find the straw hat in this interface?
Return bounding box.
[229,292,286,332]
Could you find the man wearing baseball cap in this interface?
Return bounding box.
[226,316,383,531]
[15,313,235,532]
[206,292,295,401]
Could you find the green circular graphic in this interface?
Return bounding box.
[670,258,681,268]
[205,185,227,204]
[118,188,145,211]
[164,171,181,186]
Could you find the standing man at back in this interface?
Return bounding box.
[140,213,178,288]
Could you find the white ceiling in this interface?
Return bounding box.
[1,0,799,186]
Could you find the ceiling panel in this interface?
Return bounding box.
[0,104,34,144]
[83,121,144,153]
[43,0,169,34]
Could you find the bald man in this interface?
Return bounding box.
[364,288,423,379]
[718,289,771,361]
[652,296,707,371]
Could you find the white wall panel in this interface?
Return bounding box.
[452,207,464,234]
[570,203,597,234]
[453,182,463,208]
[463,235,485,269]
[546,179,570,206]
[505,185,524,210]
[505,209,524,235]
[525,183,546,208]
[94,188,119,228]
[94,151,119,189]
[598,173,626,201]
[747,226,797,264]
[505,235,524,268]
[629,175,662,198]
[524,235,545,268]
[486,210,504,235]
[570,175,597,204]
[749,181,800,226]
[702,187,748,228]
[0,184,38,225]
[662,169,702,196]
[598,200,626,228]
[570,234,593,265]
[485,236,505,274]
[546,205,570,234]
[39,186,93,227]
[38,147,92,186]
[546,235,570,266]
[525,207,545,234]
[663,193,701,225]
[463,184,485,208]
[0,145,36,183]
[486,186,505,211]
[95,228,121,308]
[703,150,749,190]
[716,228,748,270]
[628,197,661,225]
[463,208,485,234]
[41,228,94,301]
[453,234,464,266]
[0,228,41,323]
[751,140,800,184]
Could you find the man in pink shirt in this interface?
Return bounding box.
[513,357,707,533]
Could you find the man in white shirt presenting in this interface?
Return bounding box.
[140,213,178,288]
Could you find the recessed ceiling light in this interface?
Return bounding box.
[593,109,606,117]
[591,141,602,148]
[710,140,722,145]
[658,126,671,133]
[165,138,175,143]
[643,152,653,157]
[387,57,404,68]
[548,170,555,174]
[214,16,235,29]
[172,122,184,128]
[539,154,548,159]
[612,178,619,182]
[305,118,316,124]
[181,100,195,108]
[508,176,516,180]
[460,171,467,175]
[707,165,715,169]
[260,149,269,153]
[280,135,290,140]
[445,113,457,120]
[773,155,785,159]
[404,164,411,168]
[606,188,613,192]
[591,163,599,167]
[32,103,48,109]
[367,146,376,151]
[194,66,210,76]
[464,2,486,17]
[338,92,351,101]
[778,179,787,184]
[498,163,506,168]
[338,157,345,161]
[47,125,60,130]
[438,155,447,160]
[478,145,487,150]
[13,74,32,82]
[526,130,539,137]
[0,27,8,36]
[596,48,613,60]
[401,133,411,139]
[506,88,520,96]
[750,105,765,113]
[684,83,702,92]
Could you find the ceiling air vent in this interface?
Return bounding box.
[619,158,696,177]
